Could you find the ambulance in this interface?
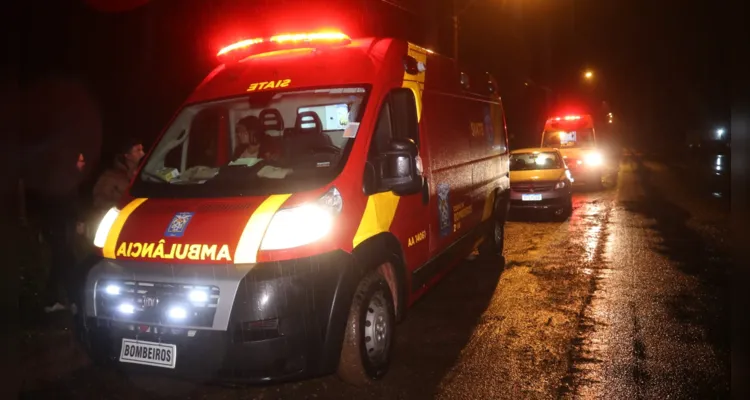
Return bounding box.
[540,114,604,189]
[83,30,510,385]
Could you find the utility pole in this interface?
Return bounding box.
[452,0,481,63]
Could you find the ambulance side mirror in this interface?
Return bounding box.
[380,138,423,196]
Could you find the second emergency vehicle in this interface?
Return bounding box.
[83,30,510,385]
[540,114,604,188]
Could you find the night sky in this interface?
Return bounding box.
[20,0,729,166]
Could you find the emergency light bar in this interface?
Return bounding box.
[217,31,351,63]
[549,115,582,122]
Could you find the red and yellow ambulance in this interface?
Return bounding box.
[84,30,510,385]
[540,114,604,188]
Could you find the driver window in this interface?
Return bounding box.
[368,88,419,160]
[370,98,393,159]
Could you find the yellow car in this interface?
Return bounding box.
[509,148,573,219]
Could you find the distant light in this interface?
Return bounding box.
[716,128,725,138]
[168,306,187,320]
[584,71,593,79]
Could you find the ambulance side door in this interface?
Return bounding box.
[367,88,431,271]
[422,91,474,255]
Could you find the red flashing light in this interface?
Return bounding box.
[217,38,265,57]
[270,31,350,44]
[217,31,351,63]
[548,115,582,122]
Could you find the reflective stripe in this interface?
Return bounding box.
[103,198,148,259]
[352,192,400,248]
[234,194,291,263]
[352,42,429,249]
[403,43,428,122]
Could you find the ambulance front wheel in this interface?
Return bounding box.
[337,269,396,386]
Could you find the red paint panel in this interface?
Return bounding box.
[115,197,267,264]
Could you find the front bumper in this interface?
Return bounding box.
[567,165,602,184]
[509,187,569,210]
[82,250,358,383]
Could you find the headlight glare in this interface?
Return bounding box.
[188,290,208,303]
[105,284,121,295]
[260,204,334,250]
[584,152,603,166]
[259,187,342,251]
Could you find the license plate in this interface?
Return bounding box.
[522,194,543,201]
[120,339,177,369]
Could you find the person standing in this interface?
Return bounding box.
[92,138,144,213]
[30,150,88,313]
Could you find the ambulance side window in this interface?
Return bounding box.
[370,97,392,158]
[389,89,419,146]
[368,88,419,160]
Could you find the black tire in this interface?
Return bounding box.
[554,195,573,221]
[479,195,506,260]
[337,269,396,386]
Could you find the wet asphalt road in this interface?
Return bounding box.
[21,156,730,399]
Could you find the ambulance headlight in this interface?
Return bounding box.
[260,187,342,251]
[584,152,603,166]
[188,290,208,303]
[105,284,121,295]
[118,303,135,315]
[260,205,334,250]
[168,306,188,320]
[94,207,120,248]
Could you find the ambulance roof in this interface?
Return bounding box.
[188,37,404,104]
[511,147,561,154]
[186,34,499,105]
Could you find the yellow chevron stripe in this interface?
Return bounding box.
[103,198,148,259]
[234,194,292,264]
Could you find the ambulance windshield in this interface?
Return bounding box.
[132,87,368,197]
[542,128,595,148]
[510,152,564,171]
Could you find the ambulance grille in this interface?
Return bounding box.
[96,280,220,328]
[511,182,555,192]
